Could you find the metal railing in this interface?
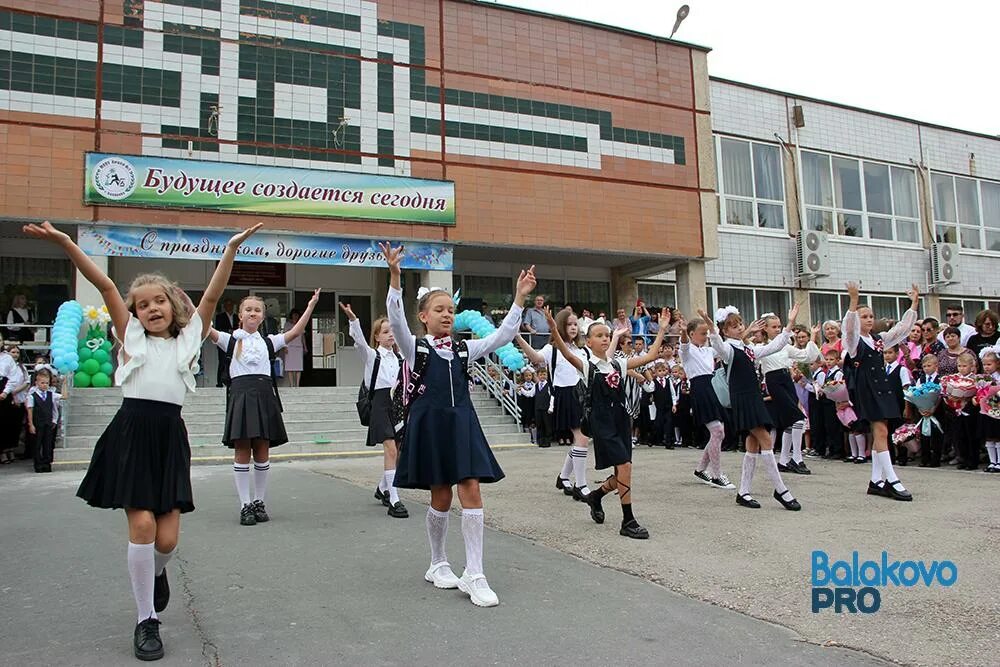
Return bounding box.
[469,354,522,424]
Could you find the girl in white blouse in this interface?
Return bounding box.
[24,219,261,661]
[341,303,409,519]
[212,290,319,527]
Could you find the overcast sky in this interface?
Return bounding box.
[489,0,998,137]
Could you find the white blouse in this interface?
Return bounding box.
[116,314,203,406]
[348,318,400,391]
[709,330,792,366]
[842,309,918,359]
[386,286,523,367]
[578,355,628,387]
[759,341,821,375]
[539,343,588,387]
[215,330,287,378]
[678,342,718,379]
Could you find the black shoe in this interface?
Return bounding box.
[866,480,889,497]
[133,617,164,661]
[240,503,257,526]
[586,492,605,524]
[374,486,387,504]
[793,461,811,475]
[736,493,760,509]
[773,489,801,511]
[884,479,913,501]
[693,469,712,484]
[778,462,794,473]
[251,499,270,523]
[571,486,590,502]
[664,443,675,450]
[555,474,570,492]
[539,442,551,448]
[153,571,169,613]
[619,519,649,539]
[387,501,409,518]
[854,457,865,464]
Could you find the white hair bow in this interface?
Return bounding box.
[979,344,1000,360]
[714,305,739,324]
[760,312,777,319]
[416,286,447,302]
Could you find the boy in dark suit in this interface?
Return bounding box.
[534,368,552,447]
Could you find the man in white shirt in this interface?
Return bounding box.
[578,309,596,337]
[937,305,976,347]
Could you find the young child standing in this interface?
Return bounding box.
[213,289,320,526]
[25,367,60,473]
[883,344,913,465]
[516,368,537,444]
[341,303,408,518]
[24,219,261,661]
[914,354,944,467]
[647,360,676,448]
[946,352,981,470]
[842,281,920,500]
[534,368,553,449]
[546,307,669,539]
[698,304,803,511]
[382,242,535,608]
[978,349,1000,471]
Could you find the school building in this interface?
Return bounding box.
[1,0,997,385]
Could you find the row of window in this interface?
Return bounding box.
[453,275,612,316]
[715,135,1000,252]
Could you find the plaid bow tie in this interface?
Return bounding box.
[433,337,452,351]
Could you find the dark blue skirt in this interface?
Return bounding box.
[552,385,582,432]
[764,370,806,432]
[223,375,288,447]
[689,375,726,426]
[394,402,505,490]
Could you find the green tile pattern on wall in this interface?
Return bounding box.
[161,92,221,152]
[0,3,688,168]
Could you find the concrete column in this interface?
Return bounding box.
[675,261,707,317]
[74,255,108,308]
[792,287,811,325]
[611,269,638,315]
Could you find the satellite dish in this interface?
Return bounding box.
[670,4,690,39]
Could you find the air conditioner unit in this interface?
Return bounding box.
[796,230,830,277]
[930,242,959,285]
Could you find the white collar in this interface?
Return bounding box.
[233,329,261,341]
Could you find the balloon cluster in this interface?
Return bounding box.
[74,305,114,388]
[50,301,83,376]
[453,310,526,371]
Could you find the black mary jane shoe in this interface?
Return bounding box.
[571,486,590,502]
[586,492,605,524]
[736,493,760,509]
[773,489,801,511]
[387,501,410,518]
[884,480,913,502]
[555,474,571,493]
[619,519,649,540]
[866,480,889,497]
[153,571,170,613]
[134,617,164,661]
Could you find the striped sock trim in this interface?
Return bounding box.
[233,464,250,472]
[253,463,270,471]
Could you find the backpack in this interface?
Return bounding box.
[357,350,403,426]
[222,333,282,412]
[711,363,731,409]
[392,338,470,443]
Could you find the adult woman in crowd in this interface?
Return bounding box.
[4,293,34,343]
[901,323,923,366]
[966,309,999,358]
[282,308,307,387]
[935,326,969,375]
[0,342,30,464]
[821,320,842,356]
[920,318,944,356]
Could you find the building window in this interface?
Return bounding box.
[932,173,1000,252]
[637,282,677,309]
[567,280,611,317]
[715,136,786,230]
[533,279,566,308]
[707,286,790,321]
[939,299,1000,322]
[462,275,512,311]
[802,150,920,243]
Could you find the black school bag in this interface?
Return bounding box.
[391,338,470,445]
[221,334,282,412]
[356,350,403,426]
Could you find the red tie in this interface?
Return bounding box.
[433,337,452,351]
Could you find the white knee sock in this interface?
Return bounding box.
[570,446,589,492]
[559,452,573,486]
[738,452,759,496]
[377,473,388,492]
[128,542,157,622]
[426,507,450,565]
[462,508,485,576]
[154,547,175,577]
[849,434,861,458]
[791,421,805,463]
[876,450,906,490]
[252,461,270,502]
[778,429,792,465]
[674,427,682,443]
[384,469,399,504]
[987,442,999,465]
[233,463,251,507]
[759,450,789,495]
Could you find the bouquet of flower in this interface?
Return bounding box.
[980,385,1000,420]
[821,378,850,403]
[940,374,977,399]
[891,423,921,455]
[904,382,942,437]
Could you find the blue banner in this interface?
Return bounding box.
[79,225,453,271]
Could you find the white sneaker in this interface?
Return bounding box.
[424,562,460,589]
[710,474,735,490]
[458,571,499,607]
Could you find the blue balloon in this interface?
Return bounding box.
[68,359,79,371]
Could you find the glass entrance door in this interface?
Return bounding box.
[334,293,373,387]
